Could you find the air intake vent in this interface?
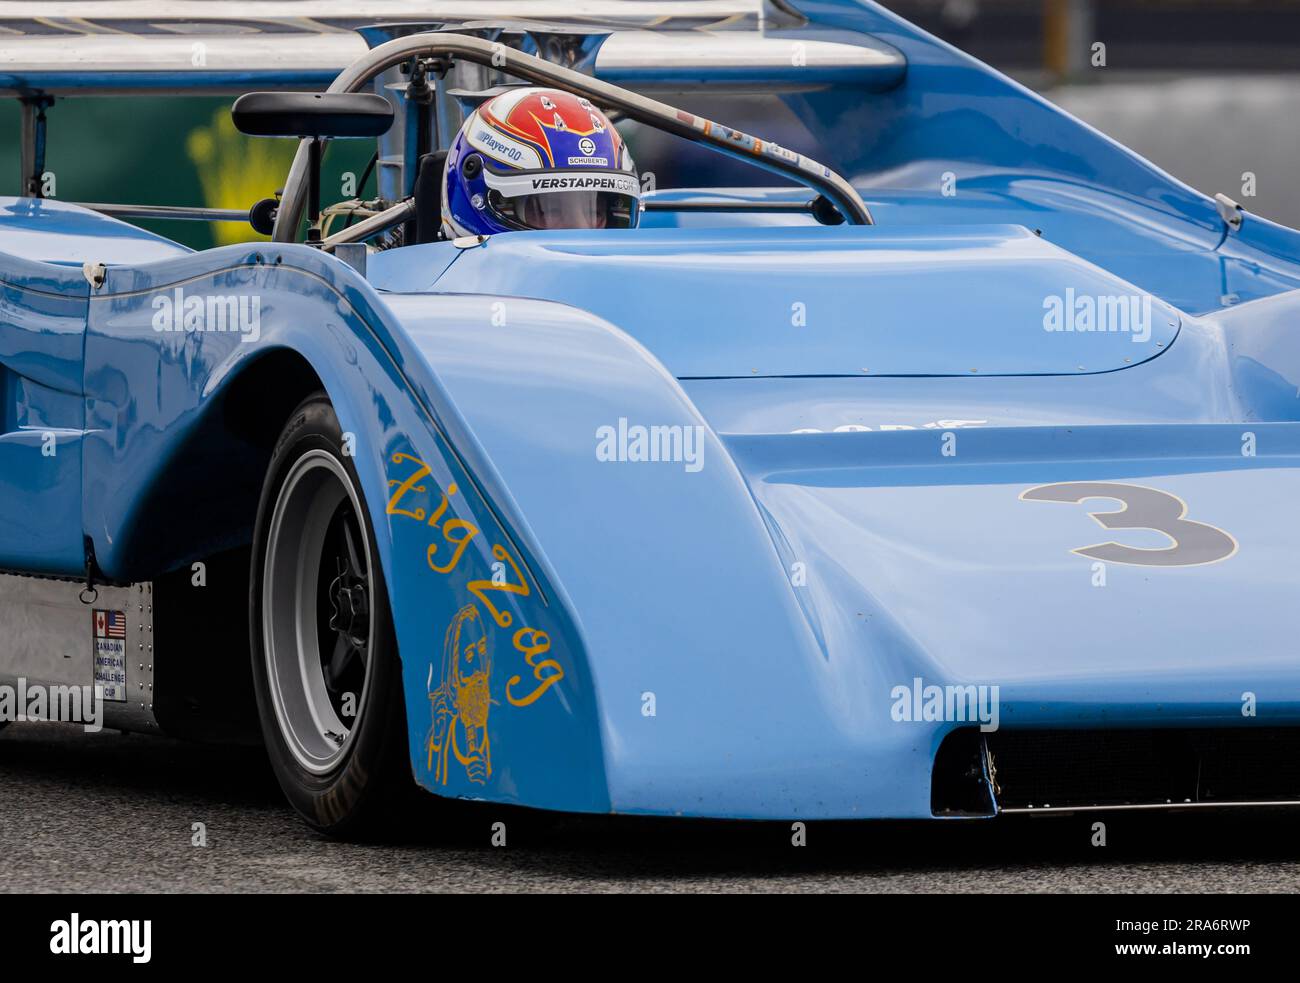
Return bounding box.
[931,728,996,817]
[984,728,1300,812]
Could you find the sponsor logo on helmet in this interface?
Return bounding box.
[579,137,597,156]
[467,125,545,170]
[529,174,637,193]
[473,128,524,163]
[566,155,610,167]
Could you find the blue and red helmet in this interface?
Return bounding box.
[441,87,641,238]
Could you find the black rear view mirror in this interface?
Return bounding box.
[232,92,393,243]
[231,91,394,139]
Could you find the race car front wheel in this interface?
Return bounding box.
[250,393,413,836]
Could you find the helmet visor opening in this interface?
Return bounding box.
[488,189,637,231]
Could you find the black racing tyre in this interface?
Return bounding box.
[250,392,414,837]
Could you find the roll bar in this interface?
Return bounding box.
[273,31,873,241]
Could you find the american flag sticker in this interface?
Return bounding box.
[93,610,127,640]
[92,610,128,702]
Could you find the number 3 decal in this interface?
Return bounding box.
[1021,482,1238,567]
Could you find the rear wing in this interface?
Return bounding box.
[0,1,904,95]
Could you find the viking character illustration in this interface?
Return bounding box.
[427,604,493,784]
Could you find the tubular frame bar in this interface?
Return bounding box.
[77,202,251,222]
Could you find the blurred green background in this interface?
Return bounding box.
[0,96,374,249]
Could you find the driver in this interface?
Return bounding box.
[441,87,641,238]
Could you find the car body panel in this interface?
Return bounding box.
[397,285,1300,817]
[730,424,1300,718]
[0,245,87,575]
[372,226,1182,379]
[0,197,192,267]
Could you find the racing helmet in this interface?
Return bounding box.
[441,87,641,238]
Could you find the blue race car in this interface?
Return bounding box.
[2,2,1299,835]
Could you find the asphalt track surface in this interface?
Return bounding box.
[2,722,1298,893]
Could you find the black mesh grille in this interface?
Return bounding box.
[982,728,1300,810]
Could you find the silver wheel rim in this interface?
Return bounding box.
[262,449,375,775]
